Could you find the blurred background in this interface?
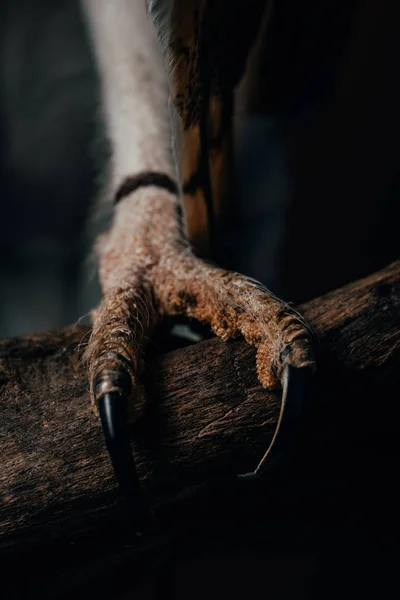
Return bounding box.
[0,0,399,338]
[0,0,101,337]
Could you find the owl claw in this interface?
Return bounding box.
[98,392,146,522]
[237,364,313,480]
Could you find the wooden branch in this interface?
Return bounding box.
[1,261,399,597]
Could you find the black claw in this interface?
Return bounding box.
[238,364,313,480]
[98,392,144,514]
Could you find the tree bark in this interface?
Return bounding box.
[0,261,399,598]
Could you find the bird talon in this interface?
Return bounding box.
[237,364,313,481]
[98,391,147,522]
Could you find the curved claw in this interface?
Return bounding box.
[98,392,142,508]
[238,364,313,481]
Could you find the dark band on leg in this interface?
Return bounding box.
[114,172,179,204]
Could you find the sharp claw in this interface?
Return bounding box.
[98,392,144,515]
[237,364,313,480]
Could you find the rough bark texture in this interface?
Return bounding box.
[0,261,399,598]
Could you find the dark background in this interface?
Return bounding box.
[0,0,100,337]
[0,0,399,598]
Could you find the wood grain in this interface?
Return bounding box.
[0,261,399,598]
